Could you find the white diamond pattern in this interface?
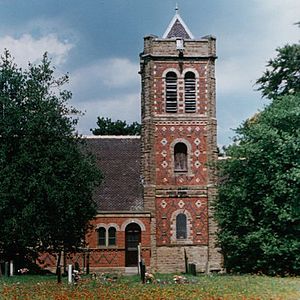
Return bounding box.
[161,161,168,168]
[195,200,202,208]
[161,138,168,146]
[195,161,201,168]
[161,200,167,208]
[194,150,200,157]
[194,138,201,145]
[161,150,167,157]
[178,200,185,208]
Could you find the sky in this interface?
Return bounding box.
[0,0,299,146]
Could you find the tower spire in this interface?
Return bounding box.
[162,5,194,39]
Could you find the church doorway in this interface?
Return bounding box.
[125,223,141,267]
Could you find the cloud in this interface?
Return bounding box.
[0,34,73,68]
[70,57,139,104]
[99,58,140,88]
[71,58,139,92]
[74,93,140,135]
[69,57,140,135]
[217,58,258,96]
[256,0,300,26]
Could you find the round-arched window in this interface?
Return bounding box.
[174,142,188,172]
[176,213,187,239]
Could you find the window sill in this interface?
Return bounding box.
[171,239,193,245]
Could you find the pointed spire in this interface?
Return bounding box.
[162,6,194,39]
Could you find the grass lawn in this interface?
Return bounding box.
[0,273,299,299]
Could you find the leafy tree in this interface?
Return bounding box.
[91,116,141,135]
[216,94,300,275]
[0,51,102,268]
[216,39,300,274]
[256,43,300,99]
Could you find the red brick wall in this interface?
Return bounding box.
[156,197,208,246]
[38,215,151,270]
[86,215,151,268]
[155,123,208,186]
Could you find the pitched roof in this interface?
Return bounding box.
[162,9,194,39]
[85,136,143,212]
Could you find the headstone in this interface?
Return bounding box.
[68,264,72,284]
[9,260,13,276]
[189,263,197,276]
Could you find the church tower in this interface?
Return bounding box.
[140,8,222,273]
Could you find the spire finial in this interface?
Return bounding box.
[175,3,179,14]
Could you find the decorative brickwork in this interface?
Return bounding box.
[155,197,208,245]
[140,14,222,272]
[38,214,151,271]
[155,123,208,186]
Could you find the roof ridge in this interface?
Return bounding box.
[83,135,141,139]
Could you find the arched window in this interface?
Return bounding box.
[176,213,187,239]
[108,227,116,246]
[184,72,196,113]
[165,71,178,113]
[174,142,188,172]
[98,227,106,246]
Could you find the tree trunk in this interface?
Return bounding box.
[63,250,67,275]
[56,251,62,275]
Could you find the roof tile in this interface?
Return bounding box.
[85,137,143,212]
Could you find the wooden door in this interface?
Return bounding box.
[125,223,141,267]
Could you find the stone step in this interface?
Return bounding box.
[125,267,138,275]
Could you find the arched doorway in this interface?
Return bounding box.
[125,223,141,267]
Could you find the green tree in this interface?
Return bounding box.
[91,116,141,135]
[256,43,300,99]
[0,51,102,268]
[216,41,300,275]
[216,94,300,275]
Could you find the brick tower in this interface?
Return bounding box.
[140,8,222,273]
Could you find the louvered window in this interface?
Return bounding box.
[185,72,196,113]
[174,142,188,172]
[176,213,187,239]
[165,72,177,113]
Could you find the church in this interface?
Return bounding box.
[41,8,223,274]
